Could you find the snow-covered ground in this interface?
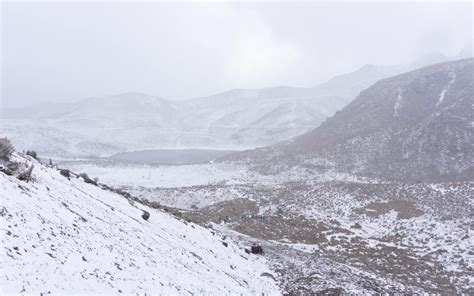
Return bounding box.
[63,161,250,188]
[54,158,473,293]
[0,153,280,294]
[60,159,376,210]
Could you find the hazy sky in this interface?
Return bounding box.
[1,1,472,108]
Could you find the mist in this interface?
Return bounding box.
[1,1,472,108]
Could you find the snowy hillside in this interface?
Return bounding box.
[311,64,406,99]
[2,53,468,158]
[230,58,474,182]
[309,53,459,100]
[61,155,474,293]
[1,90,345,157]
[0,153,280,294]
[180,87,345,148]
[2,54,466,158]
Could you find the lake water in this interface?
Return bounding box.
[109,149,237,165]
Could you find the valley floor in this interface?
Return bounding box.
[61,159,474,294]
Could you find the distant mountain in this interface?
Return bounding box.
[230,58,474,182]
[1,54,468,158]
[0,89,348,157]
[311,64,407,99]
[179,87,346,148]
[310,52,467,101]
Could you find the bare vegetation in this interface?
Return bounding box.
[0,137,14,161]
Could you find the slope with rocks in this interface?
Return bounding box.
[231,58,474,182]
[0,153,279,294]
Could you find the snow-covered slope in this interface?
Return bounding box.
[2,53,468,158]
[0,153,280,294]
[180,87,346,148]
[309,53,460,100]
[229,58,474,182]
[0,120,124,158]
[311,64,407,99]
[1,89,346,157]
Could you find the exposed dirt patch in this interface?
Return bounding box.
[182,198,259,224]
[355,199,423,219]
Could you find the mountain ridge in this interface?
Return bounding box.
[226,58,474,182]
[1,54,470,157]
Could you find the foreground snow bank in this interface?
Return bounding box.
[0,154,279,295]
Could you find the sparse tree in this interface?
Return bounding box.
[3,161,19,175]
[26,150,38,159]
[78,172,89,180]
[0,138,14,161]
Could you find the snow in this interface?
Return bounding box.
[270,241,320,254]
[0,89,347,158]
[63,161,249,188]
[0,153,280,295]
[393,89,404,117]
[436,71,456,107]
[59,159,379,210]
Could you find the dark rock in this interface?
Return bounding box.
[141,210,150,221]
[59,169,71,178]
[251,244,264,254]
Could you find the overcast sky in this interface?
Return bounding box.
[1,1,472,108]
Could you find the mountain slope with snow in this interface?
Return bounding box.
[0,153,279,294]
[1,54,468,158]
[230,58,474,182]
[1,89,346,157]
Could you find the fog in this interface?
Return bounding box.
[1,1,472,108]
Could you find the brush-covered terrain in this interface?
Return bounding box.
[64,159,473,294]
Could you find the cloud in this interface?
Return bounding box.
[225,10,303,87]
[1,1,472,108]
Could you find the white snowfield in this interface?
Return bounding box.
[0,154,280,295]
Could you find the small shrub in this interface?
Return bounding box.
[78,172,89,180]
[0,138,14,161]
[142,199,161,209]
[2,161,19,175]
[26,150,38,159]
[59,169,71,178]
[79,172,97,186]
[17,164,34,182]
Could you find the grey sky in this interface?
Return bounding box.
[1,1,472,108]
